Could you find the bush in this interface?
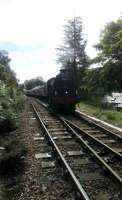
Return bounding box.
[0,84,26,133]
[0,109,17,133]
[106,112,115,120]
[13,92,26,112]
[0,138,27,176]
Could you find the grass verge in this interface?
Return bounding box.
[76,102,122,128]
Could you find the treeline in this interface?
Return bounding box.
[24,77,45,90]
[57,16,122,106]
[0,50,25,132]
[81,17,122,103]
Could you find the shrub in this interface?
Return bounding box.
[106,112,115,120]
[0,138,27,176]
[0,109,17,133]
[0,84,26,133]
[13,92,26,112]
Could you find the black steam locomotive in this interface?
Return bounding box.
[25,69,79,112]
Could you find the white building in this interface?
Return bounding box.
[104,93,122,109]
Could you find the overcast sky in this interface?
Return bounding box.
[0,0,122,83]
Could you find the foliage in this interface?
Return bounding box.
[80,67,107,104]
[94,19,122,62]
[0,50,11,68]
[24,76,45,90]
[80,17,122,107]
[93,17,122,93]
[57,17,89,89]
[0,138,27,175]
[0,50,27,200]
[0,50,26,133]
[57,17,88,67]
[0,53,17,87]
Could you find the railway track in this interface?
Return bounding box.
[30,98,122,199]
[19,101,76,199]
[64,113,122,177]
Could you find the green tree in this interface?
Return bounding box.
[0,50,25,133]
[95,19,122,62]
[81,68,107,102]
[57,17,88,66]
[0,50,11,67]
[0,50,17,86]
[94,18,122,92]
[57,17,89,88]
[24,76,45,90]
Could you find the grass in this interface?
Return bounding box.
[76,102,122,128]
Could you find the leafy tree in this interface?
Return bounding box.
[81,68,107,102]
[57,17,89,66]
[0,50,25,133]
[95,19,122,62]
[0,50,11,67]
[24,76,45,90]
[57,17,89,88]
[94,18,122,92]
[0,51,17,87]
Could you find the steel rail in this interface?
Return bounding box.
[59,116,122,188]
[76,111,122,142]
[30,98,122,157]
[31,97,122,141]
[31,102,90,200]
[64,119,122,159]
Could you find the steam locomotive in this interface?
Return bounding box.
[25,69,79,112]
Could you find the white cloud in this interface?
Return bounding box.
[9,47,59,82]
[0,0,122,82]
[1,0,121,45]
[14,62,59,83]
